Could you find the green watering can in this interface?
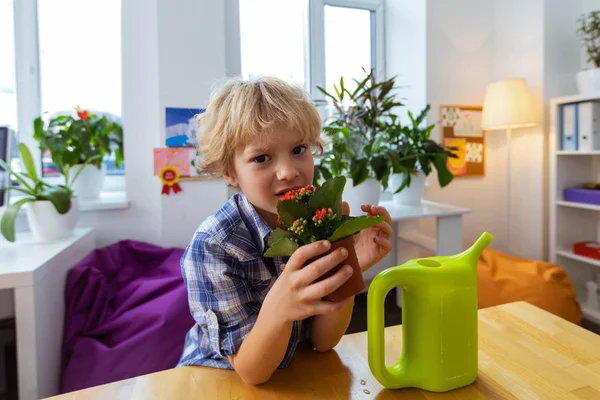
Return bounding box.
[367,232,494,392]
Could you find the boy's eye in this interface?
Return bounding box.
[293,145,307,155]
[253,154,271,164]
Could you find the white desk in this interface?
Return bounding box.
[0,228,96,400]
[370,200,471,306]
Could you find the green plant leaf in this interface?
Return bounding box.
[39,187,71,214]
[309,176,346,216]
[328,215,385,243]
[0,158,34,193]
[350,158,369,186]
[267,228,295,246]
[277,200,310,226]
[1,197,35,242]
[369,155,388,181]
[432,153,454,187]
[19,143,39,184]
[263,237,299,257]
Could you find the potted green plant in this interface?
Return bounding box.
[0,143,95,242]
[576,10,600,94]
[314,68,404,215]
[33,107,124,199]
[264,176,384,301]
[314,68,456,209]
[385,104,457,205]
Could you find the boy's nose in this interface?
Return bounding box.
[276,159,299,181]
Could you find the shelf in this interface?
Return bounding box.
[582,305,600,325]
[556,201,600,211]
[556,151,600,155]
[556,250,600,268]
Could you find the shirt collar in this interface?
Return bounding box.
[239,192,273,254]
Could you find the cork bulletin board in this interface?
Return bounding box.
[440,104,485,178]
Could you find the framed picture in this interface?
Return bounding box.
[440,104,485,178]
[165,107,205,147]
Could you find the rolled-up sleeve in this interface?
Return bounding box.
[181,232,260,358]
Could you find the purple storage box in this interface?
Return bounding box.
[564,188,600,205]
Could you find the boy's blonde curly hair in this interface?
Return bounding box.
[196,76,327,178]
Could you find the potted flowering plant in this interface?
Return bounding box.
[264,176,384,301]
[33,106,124,199]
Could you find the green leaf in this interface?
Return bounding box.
[433,153,454,187]
[1,197,35,242]
[328,215,385,243]
[19,143,39,183]
[39,187,71,214]
[350,158,369,186]
[309,176,346,216]
[263,237,299,257]
[267,228,295,246]
[277,200,310,226]
[369,155,389,181]
[0,158,34,193]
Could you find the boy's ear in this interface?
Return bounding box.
[222,167,238,188]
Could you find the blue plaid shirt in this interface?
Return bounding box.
[177,192,312,369]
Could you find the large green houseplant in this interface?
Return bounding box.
[33,107,124,198]
[314,68,457,198]
[314,68,404,189]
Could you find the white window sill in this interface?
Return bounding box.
[3,191,129,213]
[79,191,129,211]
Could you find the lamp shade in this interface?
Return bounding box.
[481,78,537,130]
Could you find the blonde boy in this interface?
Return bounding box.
[177,76,393,385]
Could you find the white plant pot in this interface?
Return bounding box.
[69,164,106,200]
[25,197,79,242]
[342,177,381,216]
[577,68,600,94]
[389,172,428,205]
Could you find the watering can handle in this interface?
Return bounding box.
[367,268,410,388]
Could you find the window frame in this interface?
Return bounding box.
[12,0,125,193]
[309,0,385,103]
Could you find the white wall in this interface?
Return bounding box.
[422,0,585,261]
[81,0,231,248]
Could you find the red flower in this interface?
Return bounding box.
[279,185,316,201]
[314,208,327,220]
[77,110,89,121]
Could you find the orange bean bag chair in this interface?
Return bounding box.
[477,247,582,325]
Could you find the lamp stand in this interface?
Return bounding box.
[506,126,512,254]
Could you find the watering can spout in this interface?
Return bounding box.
[462,231,494,267]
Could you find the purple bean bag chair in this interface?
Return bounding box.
[60,240,194,393]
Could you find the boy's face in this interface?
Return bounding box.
[224,127,314,229]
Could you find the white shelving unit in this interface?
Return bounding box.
[549,92,600,325]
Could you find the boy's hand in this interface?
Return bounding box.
[342,202,393,272]
[263,240,354,323]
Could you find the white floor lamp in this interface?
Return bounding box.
[481,78,537,254]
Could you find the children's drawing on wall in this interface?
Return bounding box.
[440,105,486,178]
[165,107,205,147]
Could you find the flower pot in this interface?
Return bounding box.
[311,236,365,302]
[342,177,381,216]
[389,172,428,205]
[25,197,79,242]
[69,164,106,200]
[577,68,600,94]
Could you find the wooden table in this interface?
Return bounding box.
[44,301,600,399]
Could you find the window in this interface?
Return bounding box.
[237,0,383,102]
[239,0,309,90]
[10,0,124,188]
[37,0,123,178]
[324,5,373,97]
[0,0,17,131]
